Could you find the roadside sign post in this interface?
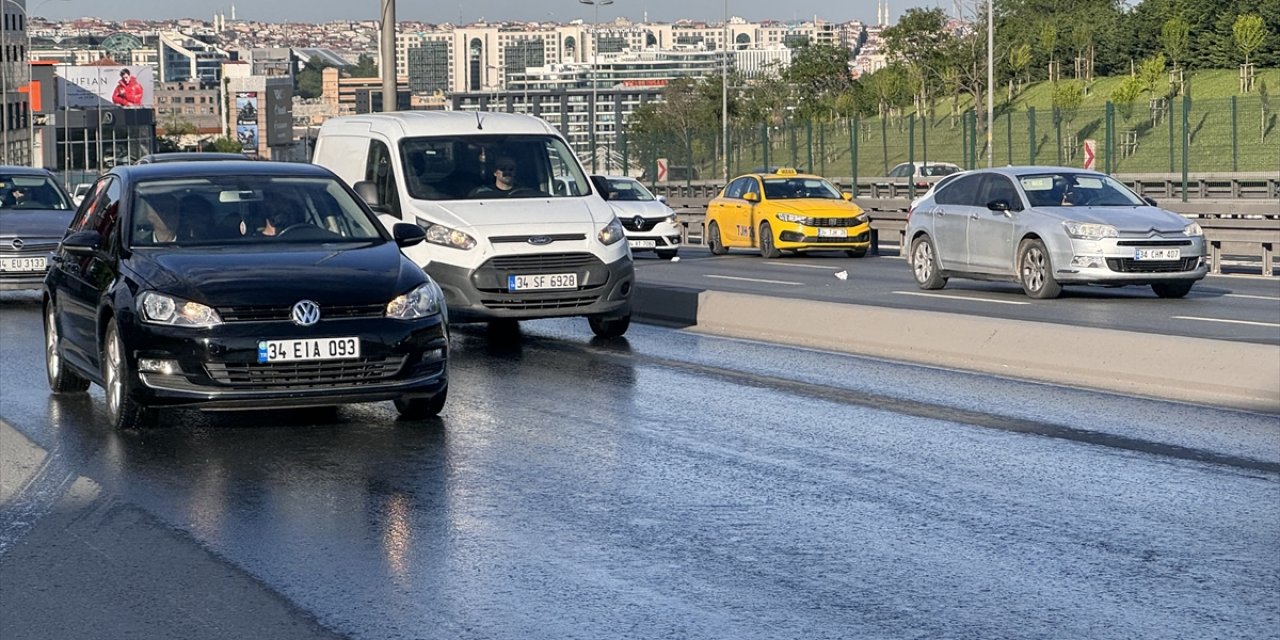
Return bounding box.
[656,157,668,183]
[1083,139,1097,170]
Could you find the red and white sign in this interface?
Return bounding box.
[1083,139,1097,170]
[656,158,669,182]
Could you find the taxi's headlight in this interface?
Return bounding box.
[776,212,806,223]
[852,213,870,227]
[598,217,626,246]
[1183,222,1204,237]
[386,281,443,319]
[1062,221,1118,240]
[422,221,477,250]
[138,292,222,328]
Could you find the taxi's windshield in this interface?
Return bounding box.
[762,177,843,200]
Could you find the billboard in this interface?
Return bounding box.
[59,65,154,108]
[235,92,260,154]
[264,83,293,147]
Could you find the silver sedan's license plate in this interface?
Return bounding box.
[0,256,48,272]
[1134,248,1180,261]
[508,273,577,291]
[257,337,360,363]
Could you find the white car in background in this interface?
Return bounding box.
[71,183,92,206]
[597,175,682,260]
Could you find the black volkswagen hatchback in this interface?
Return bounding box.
[43,162,449,429]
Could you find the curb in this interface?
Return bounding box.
[632,284,1280,414]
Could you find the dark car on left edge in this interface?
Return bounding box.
[0,167,76,291]
[43,161,450,429]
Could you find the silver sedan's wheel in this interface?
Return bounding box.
[46,302,89,393]
[910,235,947,290]
[1018,239,1062,299]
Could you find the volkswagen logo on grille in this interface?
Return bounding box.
[291,300,321,326]
[10,238,23,250]
[633,216,645,228]
[527,235,553,246]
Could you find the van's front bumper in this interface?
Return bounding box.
[428,252,635,323]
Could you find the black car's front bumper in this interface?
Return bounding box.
[123,313,448,410]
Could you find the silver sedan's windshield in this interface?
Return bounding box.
[1020,173,1145,207]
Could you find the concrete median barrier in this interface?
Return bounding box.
[632,284,1280,413]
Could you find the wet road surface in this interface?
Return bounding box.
[2,292,1278,639]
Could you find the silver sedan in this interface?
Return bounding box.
[905,167,1208,299]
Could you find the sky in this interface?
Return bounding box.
[31,0,948,26]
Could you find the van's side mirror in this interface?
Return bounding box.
[391,222,426,248]
[353,180,391,214]
[61,229,101,255]
[589,175,612,200]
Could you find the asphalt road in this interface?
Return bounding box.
[2,293,1278,640]
[632,245,1280,346]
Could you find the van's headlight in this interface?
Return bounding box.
[1183,222,1204,237]
[421,221,476,250]
[598,217,626,246]
[1062,221,1118,240]
[138,292,222,327]
[386,281,443,319]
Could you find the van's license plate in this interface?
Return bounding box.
[258,337,360,363]
[1134,248,1180,261]
[509,273,577,291]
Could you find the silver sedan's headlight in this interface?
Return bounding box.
[1183,222,1204,237]
[598,217,626,246]
[138,292,222,328]
[776,212,806,223]
[420,220,476,250]
[1062,221,1119,240]
[386,281,444,320]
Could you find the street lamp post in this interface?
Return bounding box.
[578,0,612,173]
[722,0,729,182]
[986,0,993,167]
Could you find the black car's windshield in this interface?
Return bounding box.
[399,134,590,201]
[1020,172,1145,207]
[129,176,385,247]
[762,177,843,200]
[604,178,656,202]
[0,174,73,211]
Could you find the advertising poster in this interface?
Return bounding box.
[265,84,293,147]
[58,65,155,108]
[235,92,260,154]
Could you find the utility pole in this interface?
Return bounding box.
[380,0,396,112]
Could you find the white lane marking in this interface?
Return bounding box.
[705,274,804,286]
[1224,293,1280,302]
[768,262,848,270]
[1172,316,1280,328]
[893,290,1031,305]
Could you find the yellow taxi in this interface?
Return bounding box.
[704,168,871,258]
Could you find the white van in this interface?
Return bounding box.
[312,111,634,337]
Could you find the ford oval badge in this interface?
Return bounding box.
[527,236,553,246]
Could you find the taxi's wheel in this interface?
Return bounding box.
[395,386,448,419]
[759,222,782,259]
[707,221,728,255]
[1018,239,1062,299]
[1152,281,1194,298]
[46,302,89,393]
[103,319,153,430]
[910,235,947,290]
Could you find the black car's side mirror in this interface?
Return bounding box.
[353,180,391,214]
[986,199,1011,212]
[61,229,101,255]
[392,222,426,248]
[1143,196,1158,206]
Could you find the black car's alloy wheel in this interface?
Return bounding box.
[45,303,89,393]
[103,319,153,430]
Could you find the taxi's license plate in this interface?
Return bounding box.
[628,239,657,249]
[1134,248,1180,261]
[258,337,360,363]
[508,273,577,291]
[0,256,47,272]
[817,228,848,238]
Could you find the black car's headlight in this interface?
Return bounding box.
[598,217,626,246]
[138,292,223,328]
[386,281,444,320]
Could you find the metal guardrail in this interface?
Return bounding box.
[658,191,1280,277]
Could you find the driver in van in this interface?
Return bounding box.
[469,153,521,198]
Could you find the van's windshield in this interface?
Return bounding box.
[399,135,593,201]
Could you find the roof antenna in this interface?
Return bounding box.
[475,111,484,130]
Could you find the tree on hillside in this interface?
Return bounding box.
[882,8,951,116]
[781,43,854,120]
[1234,13,1268,92]
[1160,17,1191,73]
[347,54,379,78]
[1008,42,1032,100]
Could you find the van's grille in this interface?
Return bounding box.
[488,252,599,271]
[479,293,602,310]
[489,234,586,244]
[1105,257,1199,273]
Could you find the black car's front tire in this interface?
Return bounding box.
[103,318,153,430]
[395,386,447,419]
[45,302,89,393]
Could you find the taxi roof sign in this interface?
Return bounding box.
[774,167,798,176]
